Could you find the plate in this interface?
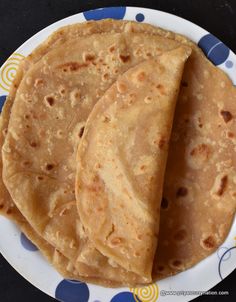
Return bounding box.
[0,6,236,302]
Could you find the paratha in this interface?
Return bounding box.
[76,48,191,280]
[1,32,184,285]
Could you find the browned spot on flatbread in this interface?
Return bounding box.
[197,117,203,128]
[157,265,165,272]
[87,175,104,193]
[83,53,95,62]
[156,83,166,95]
[109,45,115,53]
[172,260,182,267]
[59,87,66,95]
[220,110,233,123]
[102,73,109,81]
[190,143,210,158]
[201,235,216,250]
[2,128,7,136]
[45,96,55,106]
[161,197,169,209]
[169,259,183,269]
[158,137,166,149]
[227,131,234,138]
[181,81,188,87]
[119,54,130,63]
[0,204,4,209]
[31,112,38,120]
[58,62,88,72]
[21,160,31,168]
[136,71,146,82]
[45,164,54,171]
[34,78,44,87]
[96,207,104,212]
[216,175,228,196]
[6,208,12,215]
[29,141,38,148]
[102,116,111,123]
[176,187,188,197]
[79,126,85,138]
[94,162,102,170]
[184,118,190,123]
[173,229,187,242]
[110,237,123,246]
[117,81,127,93]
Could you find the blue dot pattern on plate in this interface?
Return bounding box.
[55,279,89,302]
[225,60,233,68]
[110,292,140,302]
[0,95,7,113]
[20,232,38,251]
[198,34,230,66]
[135,13,145,22]
[83,7,126,21]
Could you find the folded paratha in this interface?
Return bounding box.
[76,48,191,280]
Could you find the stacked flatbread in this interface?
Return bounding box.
[0,19,235,287]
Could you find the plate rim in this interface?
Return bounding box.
[0,6,235,302]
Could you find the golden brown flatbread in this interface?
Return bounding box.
[153,46,236,279]
[76,48,191,280]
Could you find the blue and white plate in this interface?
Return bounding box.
[0,7,235,302]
